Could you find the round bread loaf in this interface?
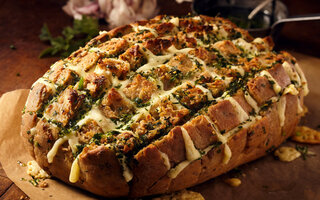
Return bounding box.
[21,15,308,197]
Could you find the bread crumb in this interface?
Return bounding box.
[39,180,49,188]
[152,189,204,200]
[274,146,301,162]
[26,160,51,187]
[292,126,320,144]
[27,160,50,179]
[224,178,241,187]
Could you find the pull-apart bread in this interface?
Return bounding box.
[21,15,308,197]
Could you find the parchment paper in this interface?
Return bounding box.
[0,52,319,200]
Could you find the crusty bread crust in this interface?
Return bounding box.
[21,15,308,197]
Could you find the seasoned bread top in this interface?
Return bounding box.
[22,15,308,195]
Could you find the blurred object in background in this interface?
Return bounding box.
[193,0,288,37]
[191,0,320,57]
[176,0,193,3]
[63,0,158,28]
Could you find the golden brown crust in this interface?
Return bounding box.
[21,15,307,198]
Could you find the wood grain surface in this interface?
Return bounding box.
[0,0,319,199]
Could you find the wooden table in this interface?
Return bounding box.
[0,0,319,199]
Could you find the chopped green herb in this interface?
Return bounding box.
[10,44,16,50]
[39,16,99,58]
[78,77,84,90]
[295,145,308,160]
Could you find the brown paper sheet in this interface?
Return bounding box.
[0,52,319,200]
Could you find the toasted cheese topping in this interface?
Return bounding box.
[233,38,258,55]
[77,106,116,133]
[132,25,158,37]
[195,85,214,101]
[260,70,282,94]
[283,84,299,95]
[33,77,57,93]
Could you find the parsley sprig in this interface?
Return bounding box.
[39,16,99,58]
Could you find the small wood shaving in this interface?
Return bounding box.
[224,178,242,187]
[291,126,320,144]
[274,146,301,162]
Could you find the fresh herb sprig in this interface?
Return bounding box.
[39,16,99,58]
[295,145,309,160]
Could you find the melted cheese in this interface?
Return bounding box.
[226,97,249,123]
[169,17,179,26]
[297,97,304,114]
[168,160,190,179]
[195,85,214,101]
[166,46,193,54]
[244,91,259,113]
[277,97,286,127]
[274,146,301,162]
[69,157,80,183]
[132,25,158,37]
[232,38,258,55]
[76,106,116,133]
[223,144,232,164]
[47,136,69,163]
[137,50,172,73]
[180,127,201,161]
[224,116,262,139]
[66,63,87,78]
[68,134,80,154]
[203,115,232,164]
[230,65,245,76]
[137,45,193,73]
[33,77,57,93]
[283,84,299,95]
[99,30,108,35]
[159,151,171,170]
[282,61,301,86]
[203,115,227,144]
[260,70,282,94]
[218,27,228,39]
[119,157,133,182]
[294,63,309,96]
